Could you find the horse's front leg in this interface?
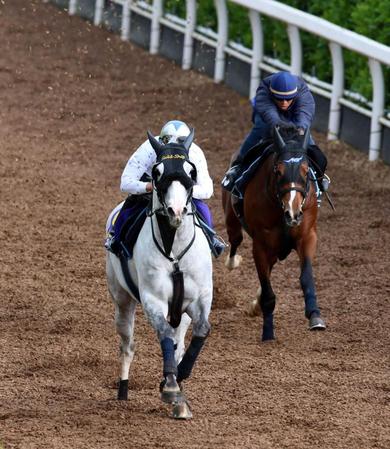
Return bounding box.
[141,296,183,403]
[176,299,211,384]
[253,244,277,341]
[297,232,326,330]
[223,191,243,270]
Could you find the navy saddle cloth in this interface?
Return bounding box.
[117,195,150,258]
[232,139,274,200]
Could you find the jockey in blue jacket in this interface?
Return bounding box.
[223,71,329,191]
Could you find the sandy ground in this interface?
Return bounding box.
[0,1,389,448]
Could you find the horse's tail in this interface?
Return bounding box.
[169,264,184,328]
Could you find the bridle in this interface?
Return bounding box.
[273,150,310,211]
[152,179,194,217]
[147,164,197,264]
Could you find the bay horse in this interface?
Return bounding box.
[222,126,326,341]
[106,129,212,419]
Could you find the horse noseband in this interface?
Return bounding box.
[275,173,309,210]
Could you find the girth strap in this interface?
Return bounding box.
[119,251,141,303]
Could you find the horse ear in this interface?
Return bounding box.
[273,126,285,151]
[182,127,195,152]
[147,130,163,156]
[302,127,310,151]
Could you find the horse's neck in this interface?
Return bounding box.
[257,154,278,200]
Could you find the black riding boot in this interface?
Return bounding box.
[221,155,243,192]
[197,218,227,258]
[308,145,330,192]
[211,235,228,258]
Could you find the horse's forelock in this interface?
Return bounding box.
[278,125,301,142]
[277,132,308,155]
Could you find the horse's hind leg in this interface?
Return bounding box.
[174,313,192,364]
[107,256,137,400]
[114,298,137,400]
[222,191,243,270]
[248,287,261,317]
[252,245,277,341]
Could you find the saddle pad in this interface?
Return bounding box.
[106,201,125,236]
[233,146,274,199]
[121,208,148,258]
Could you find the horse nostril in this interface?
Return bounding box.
[183,206,188,215]
[167,207,175,216]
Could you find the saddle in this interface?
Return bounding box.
[119,196,149,258]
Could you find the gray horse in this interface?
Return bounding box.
[105,130,213,419]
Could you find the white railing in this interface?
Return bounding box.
[67,0,390,161]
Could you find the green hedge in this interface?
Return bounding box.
[162,0,389,109]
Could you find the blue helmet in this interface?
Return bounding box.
[270,72,298,100]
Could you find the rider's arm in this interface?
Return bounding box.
[291,82,315,129]
[120,140,156,195]
[189,143,213,200]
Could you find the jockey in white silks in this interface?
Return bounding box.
[106,120,226,257]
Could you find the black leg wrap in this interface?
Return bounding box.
[300,258,320,319]
[118,379,129,401]
[177,336,206,383]
[161,337,177,377]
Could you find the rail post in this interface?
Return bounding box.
[249,9,263,98]
[182,0,197,70]
[287,24,302,76]
[214,0,228,83]
[121,0,132,41]
[368,59,385,161]
[94,0,105,26]
[68,0,77,15]
[328,42,344,141]
[150,0,163,55]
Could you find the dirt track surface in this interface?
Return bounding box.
[1,1,389,448]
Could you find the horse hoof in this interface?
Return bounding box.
[172,400,192,420]
[225,254,242,270]
[161,389,183,404]
[247,299,261,317]
[160,378,183,404]
[309,316,326,330]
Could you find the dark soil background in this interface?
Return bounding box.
[1,1,389,448]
